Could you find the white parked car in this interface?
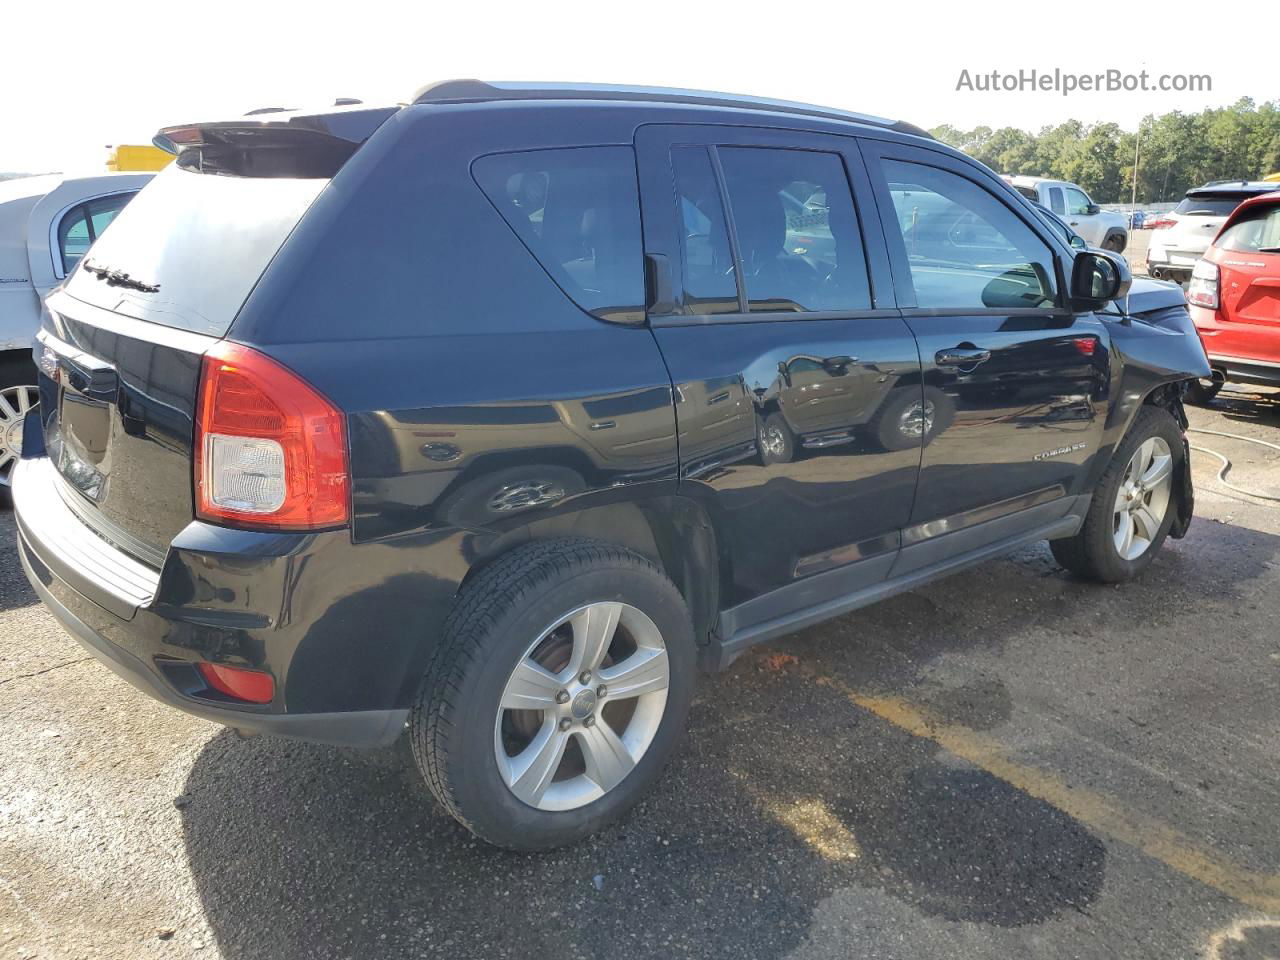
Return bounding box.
[1004,175,1128,252]
[1146,181,1280,283]
[0,172,152,497]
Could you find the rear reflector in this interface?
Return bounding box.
[195,341,349,530]
[197,663,275,704]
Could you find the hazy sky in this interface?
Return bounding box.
[3,1,1273,173]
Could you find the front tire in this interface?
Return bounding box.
[757,412,796,464]
[411,538,696,850]
[1051,406,1183,582]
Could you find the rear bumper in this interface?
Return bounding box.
[14,456,412,747]
[1205,354,1280,387]
[1191,304,1280,383]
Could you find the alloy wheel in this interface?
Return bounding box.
[493,601,670,811]
[0,385,38,487]
[760,425,787,458]
[1111,436,1173,561]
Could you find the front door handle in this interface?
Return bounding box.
[936,346,992,367]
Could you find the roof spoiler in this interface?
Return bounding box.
[152,104,399,178]
[410,79,933,139]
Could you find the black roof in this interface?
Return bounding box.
[410,80,933,139]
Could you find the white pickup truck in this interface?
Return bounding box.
[1004,176,1129,253]
[0,172,153,497]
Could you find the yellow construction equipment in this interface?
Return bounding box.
[105,145,172,172]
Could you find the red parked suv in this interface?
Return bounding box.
[1186,190,1280,403]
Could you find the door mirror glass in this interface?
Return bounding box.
[1069,232,1088,251]
[1071,250,1131,309]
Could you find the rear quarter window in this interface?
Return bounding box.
[473,146,645,324]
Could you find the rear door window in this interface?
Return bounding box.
[716,147,871,313]
[1047,187,1065,214]
[473,146,645,324]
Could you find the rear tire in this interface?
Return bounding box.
[410,538,696,850]
[1050,406,1183,583]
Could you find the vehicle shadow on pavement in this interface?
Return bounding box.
[178,517,1279,960]
[0,515,41,613]
[181,553,1209,960]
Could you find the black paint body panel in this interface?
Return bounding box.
[15,96,1211,743]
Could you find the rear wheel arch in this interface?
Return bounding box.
[456,495,723,648]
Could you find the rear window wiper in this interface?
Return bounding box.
[1257,246,1280,253]
[81,259,161,293]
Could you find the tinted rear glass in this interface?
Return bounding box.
[1218,204,1280,253]
[473,146,645,324]
[1173,194,1254,217]
[63,165,326,336]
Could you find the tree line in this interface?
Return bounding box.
[930,98,1280,204]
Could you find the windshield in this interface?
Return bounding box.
[63,164,327,336]
[1173,194,1254,218]
[1217,203,1280,253]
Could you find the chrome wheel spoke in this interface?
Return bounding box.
[1115,513,1136,557]
[1133,503,1162,541]
[501,658,563,711]
[599,647,669,700]
[505,721,569,807]
[577,720,634,793]
[569,602,621,675]
[1141,452,1172,489]
[0,393,17,422]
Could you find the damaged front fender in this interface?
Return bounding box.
[1102,305,1208,540]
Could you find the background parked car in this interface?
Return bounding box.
[1146,181,1279,283]
[1185,189,1280,402]
[0,172,152,496]
[1003,175,1129,252]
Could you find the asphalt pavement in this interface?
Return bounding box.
[2,390,1278,960]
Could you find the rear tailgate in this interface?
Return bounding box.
[30,106,395,565]
[37,295,212,564]
[1208,196,1280,362]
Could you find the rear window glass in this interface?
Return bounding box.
[473,146,645,324]
[1173,194,1253,217]
[63,165,326,336]
[1217,204,1280,253]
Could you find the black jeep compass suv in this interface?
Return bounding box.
[15,81,1210,849]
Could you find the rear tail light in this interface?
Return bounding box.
[197,662,275,704]
[195,341,349,530]
[1187,259,1220,310]
[1150,217,1175,230]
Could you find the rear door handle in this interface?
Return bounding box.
[935,347,992,367]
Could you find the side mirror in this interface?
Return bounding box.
[1070,250,1131,311]
[1069,233,1088,252]
[1086,203,1101,216]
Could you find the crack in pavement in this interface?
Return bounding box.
[0,657,93,687]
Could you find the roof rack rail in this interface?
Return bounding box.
[410,80,933,139]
